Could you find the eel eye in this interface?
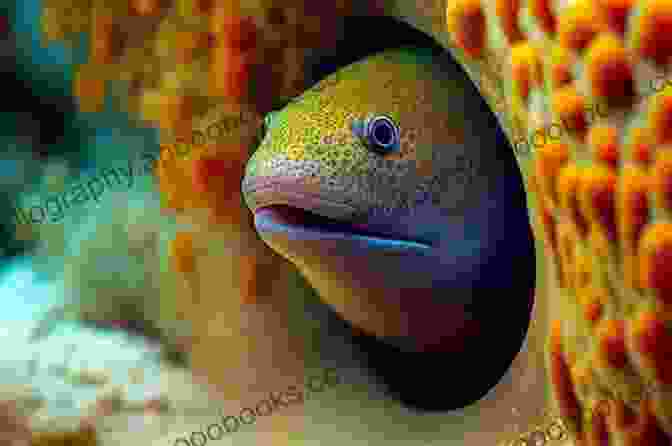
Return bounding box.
[259,112,276,143]
[258,119,268,142]
[361,115,400,154]
[262,113,273,134]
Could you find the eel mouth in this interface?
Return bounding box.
[243,177,431,250]
[253,204,432,250]
[244,177,432,249]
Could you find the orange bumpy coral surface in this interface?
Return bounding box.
[445,0,672,443]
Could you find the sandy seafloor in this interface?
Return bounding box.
[0,257,227,444]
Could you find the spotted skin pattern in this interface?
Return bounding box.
[401,0,672,444]
[244,47,481,221]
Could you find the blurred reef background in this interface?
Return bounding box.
[0,0,460,422]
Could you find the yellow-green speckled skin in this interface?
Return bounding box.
[244,45,499,222]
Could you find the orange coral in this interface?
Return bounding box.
[551,44,574,89]
[633,0,672,65]
[648,91,672,144]
[156,144,192,212]
[219,16,258,52]
[90,10,118,65]
[631,311,672,385]
[496,0,523,43]
[619,165,650,289]
[553,86,588,137]
[130,0,161,16]
[557,164,589,235]
[638,222,672,305]
[651,147,672,211]
[191,151,247,225]
[596,318,628,369]
[171,231,197,274]
[549,319,585,438]
[558,221,577,289]
[535,142,570,205]
[209,42,252,102]
[628,126,653,165]
[446,0,487,58]
[585,33,635,105]
[529,0,556,33]
[510,41,543,101]
[596,0,633,34]
[588,399,612,445]
[580,286,605,324]
[74,63,106,113]
[210,1,242,34]
[239,254,259,304]
[558,0,606,52]
[587,124,620,167]
[538,201,565,285]
[175,30,209,65]
[573,249,593,291]
[578,164,617,242]
[158,94,194,136]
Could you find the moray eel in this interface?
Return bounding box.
[242,44,536,410]
[242,0,672,442]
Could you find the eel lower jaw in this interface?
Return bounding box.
[252,204,432,252]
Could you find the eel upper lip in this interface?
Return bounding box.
[243,176,359,219]
[243,176,432,248]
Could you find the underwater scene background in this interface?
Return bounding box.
[5,0,669,445]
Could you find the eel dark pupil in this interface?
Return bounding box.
[367,116,398,153]
[374,124,391,145]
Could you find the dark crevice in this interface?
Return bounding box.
[305,15,445,88]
